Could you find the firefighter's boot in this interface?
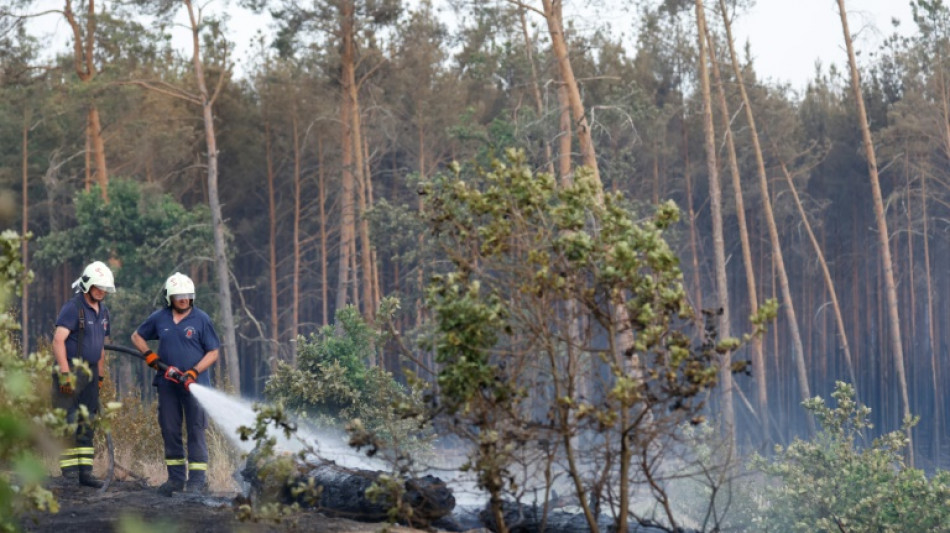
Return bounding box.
[78,465,103,488]
[157,478,185,497]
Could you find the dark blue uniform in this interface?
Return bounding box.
[135,306,219,486]
[53,294,110,478]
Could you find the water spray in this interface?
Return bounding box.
[104,344,386,470]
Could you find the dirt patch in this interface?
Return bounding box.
[18,476,436,533]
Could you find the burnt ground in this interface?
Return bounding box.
[18,476,443,533]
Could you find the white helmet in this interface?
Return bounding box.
[78,261,116,293]
[163,272,196,306]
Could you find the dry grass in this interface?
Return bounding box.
[88,384,243,492]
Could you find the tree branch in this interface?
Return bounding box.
[115,80,201,105]
[505,0,545,17]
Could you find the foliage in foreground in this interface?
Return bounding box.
[750,381,950,532]
[0,231,59,531]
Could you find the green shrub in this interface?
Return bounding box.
[264,305,430,458]
[750,381,950,532]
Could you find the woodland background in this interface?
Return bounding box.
[2,0,950,470]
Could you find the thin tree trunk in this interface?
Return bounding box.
[184,0,239,390]
[694,0,735,446]
[835,0,912,462]
[264,118,280,367]
[335,0,357,317]
[292,114,302,365]
[923,172,940,464]
[363,134,381,320]
[704,24,766,444]
[682,116,703,314]
[318,135,328,327]
[416,123,426,330]
[21,112,29,358]
[519,7,555,176]
[718,0,813,434]
[64,0,108,198]
[351,76,374,326]
[87,107,108,198]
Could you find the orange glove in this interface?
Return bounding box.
[143,350,160,370]
[182,368,198,391]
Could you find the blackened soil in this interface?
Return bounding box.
[19,476,432,533]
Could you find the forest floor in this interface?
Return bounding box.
[18,476,442,533]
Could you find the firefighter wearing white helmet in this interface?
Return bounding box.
[52,261,115,488]
[77,260,116,299]
[131,271,220,496]
[163,272,195,310]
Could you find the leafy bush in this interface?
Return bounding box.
[750,381,950,532]
[265,305,429,458]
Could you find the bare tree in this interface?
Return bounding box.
[694,0,735,444]
[718,0,814,434]
[182,0,239,389]
[703,20,765,443]
[835,0,912,460]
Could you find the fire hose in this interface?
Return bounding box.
[105,343,182,380]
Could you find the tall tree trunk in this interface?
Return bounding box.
[87,107,108,198]
[351,79,374,326]
[184,0,239,390]
[352,95,375,327]
[518,7,555,176]
[835,0,912,461]
[64,0,108,198]
[318,135,328,327]
[335,0,357,318]
[922,172,940,463]
[682,116,703,314]
[719,0,813,434]
[694,0,735,446]
[292,114,302,365]
[21,112,30,358]
[416,122,426,330]
[704,24,766,443]
[363,134,381,319]
[264,118,280,367]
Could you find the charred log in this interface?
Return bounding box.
[241,453,454,527]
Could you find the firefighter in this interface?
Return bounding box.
[131,272,220,496]
[52,260,115,488]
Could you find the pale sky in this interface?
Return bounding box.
[733,0,915,91]
[23,0,917,92]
